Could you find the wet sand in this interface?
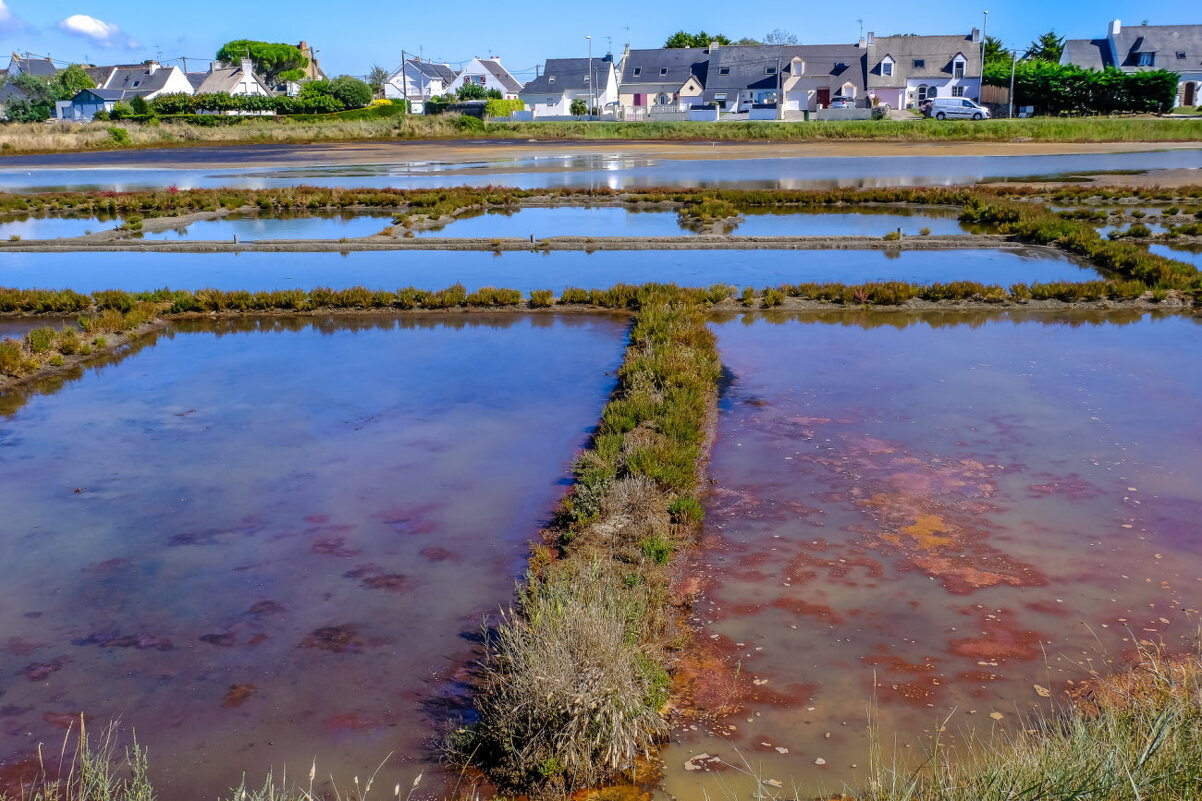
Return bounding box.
[3,139,1200,171]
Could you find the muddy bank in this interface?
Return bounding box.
[0,234,1020,253]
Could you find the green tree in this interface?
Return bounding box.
[569,97,588,115]
[763,29,798,45]
[129,95,149,115]
[1025,30,1065,62]
[984,35,1012,67]
[3,73,55,121]
[456,82,488,100]
[328,75,372,108]
[50,65,96,100]
[664,31,731,48]
[215,40,308,86]
[366,64,389,95]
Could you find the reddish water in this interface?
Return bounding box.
[0,313,627,801]
[661,310,1202,798]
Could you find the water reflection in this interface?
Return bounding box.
[1,149,1198,192]
[0,248,1102,293]
[0,312,627,801]
[661,311,1202,799]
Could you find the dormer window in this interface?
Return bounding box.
[765,66,777,75]
[548,76,556,83]
[583,74,590,83]
[632,67,641,76]
[1177,51,1187,59]
[1138,52,1155,66]
[953,59,965,78]
[659,67,668,76]
[881,60,893,76]
[912,59,925,69]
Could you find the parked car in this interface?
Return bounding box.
[921,97,991,120]
[828,98,855,109]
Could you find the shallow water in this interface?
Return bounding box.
[1150,242,1202,268]
[0,313,627,800]
[661,311,1202,798]
[0,214,114,240]
[138,211,396,241]
[0,248,1101,294]
[734,207,969,237]
[0,319,60,339]
[1,149,1198,192]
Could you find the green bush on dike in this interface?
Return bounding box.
[528,289,555,308]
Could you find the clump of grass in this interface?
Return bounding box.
[857,648,1202,801]
[883,229,902,241]
[7,719,154,801]
[528,289,555,308]
[918,227,932,236]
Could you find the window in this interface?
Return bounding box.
[719,67,730,75]
[583,74,590,83]
[714,92,727,102]
[953,60,965,78]
[765,65,777,75]
[632,67,641,76]
[961,99,973,106]
[882,61,893,76]
[132,80,141,87]
[1177,51,1187,59]
[545,98,555,106]
[1138,52,1155,66]
[912,59,925,69]
[951,85,965,97]
[659,67,668,76]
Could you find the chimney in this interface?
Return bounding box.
[971,27,981,43]
[866,32,875,46]
[240,57,254,75]
[709,40,720,50]
[299,41,308,52]
[147,60,159,75]
[1109,19,1122,36]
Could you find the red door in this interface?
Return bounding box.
[634,93,646,106]
[817,87,831,108]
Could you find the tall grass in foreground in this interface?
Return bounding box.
[1,719,154,801]
[857,649,1202,801]
[460,294,721,795]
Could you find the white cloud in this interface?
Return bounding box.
[58,13,123,43]
[0,0,27,30]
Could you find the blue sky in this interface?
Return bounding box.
[0,0,1191,82]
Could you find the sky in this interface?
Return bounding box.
[0,0,1192,82]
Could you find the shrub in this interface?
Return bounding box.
[107,126,131,146]
[451,114,485,132]
[529,289,555,308]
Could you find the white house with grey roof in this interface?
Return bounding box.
[384,58,458,112]
[193,58,273,97]
[1061,20,1202,107]
[446,57,523,99]
[865,30,983,109]
[618,46,708,112]
[520,56,617,118]
[56,62,194,121]
[698,43,868,113]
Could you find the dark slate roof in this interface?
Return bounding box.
[12,56,58,77]
[795,44,867,89]
[867,34,983,86]
[99,65,175,95]
[480,59,523,93]
[407,59,457,84]
[1112,24,1202,70]
[76,88,141,102]
[521,58,611,94]
[0,83,29,103]
[186,72,208,90]
[620,48,709,88]
[1060,39,1112,70]
[704,44,805,93]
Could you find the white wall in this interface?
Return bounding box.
[446,58,519,99]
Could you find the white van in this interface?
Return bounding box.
[922,97,992,120]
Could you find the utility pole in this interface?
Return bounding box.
[1008,48,1018,118]
[401,49,409,107]
[979,10,989,103]
[586,35,594,118]
[776,57,783,120]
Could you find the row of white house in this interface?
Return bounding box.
[385,31,986,118]
[386,17,1202,119]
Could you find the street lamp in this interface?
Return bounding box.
[979,11,989,102]
[585,35,594,119]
